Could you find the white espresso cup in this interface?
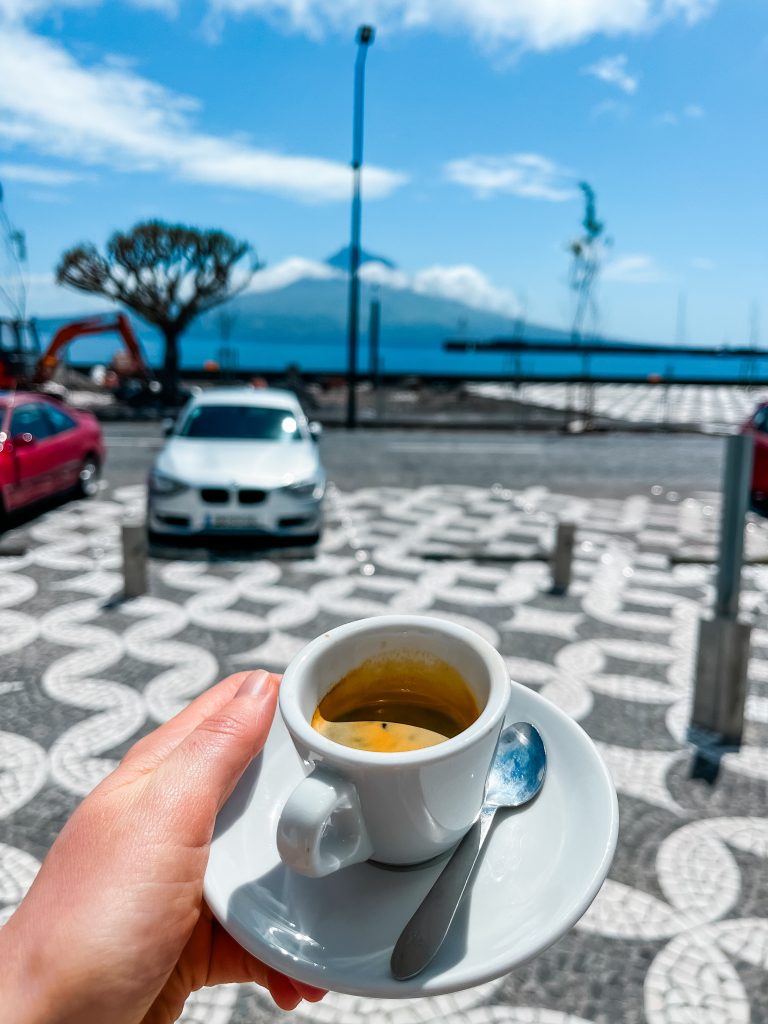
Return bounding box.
[276,615,511,878]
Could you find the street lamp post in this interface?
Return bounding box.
[345,24,375,430]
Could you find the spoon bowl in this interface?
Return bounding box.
[485,721,547,809]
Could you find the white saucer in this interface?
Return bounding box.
[204,681,618,998]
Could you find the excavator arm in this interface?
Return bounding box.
[35,313,152,384]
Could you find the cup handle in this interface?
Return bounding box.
[276,767,374,877]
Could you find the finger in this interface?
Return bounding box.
[118,671,275,777]
[293,982,327,1002]
[207,924,327,1001]
[148,670,280,837]
[267,968,303,1011]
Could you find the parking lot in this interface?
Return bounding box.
[2,426,768,1024]
[101,421,726,496]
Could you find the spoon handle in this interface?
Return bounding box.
[390,806,497,981]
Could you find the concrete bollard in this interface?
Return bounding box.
[551,521,576,595]
[691,617,751,745]
[0,537,27,557]
[122,517,148,598]
[690,433,754,746]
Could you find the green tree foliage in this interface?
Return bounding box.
[56,220,259,402]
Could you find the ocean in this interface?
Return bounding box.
[40,320,768,384]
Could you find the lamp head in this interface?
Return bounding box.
[357,24,375,45]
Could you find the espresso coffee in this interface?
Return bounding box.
[311,653,480,753]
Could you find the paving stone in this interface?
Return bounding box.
[1,482,767,1024]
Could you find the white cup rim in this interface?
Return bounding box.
[279,615,510,767]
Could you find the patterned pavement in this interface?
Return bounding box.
[468,383,768,431]
[2,481,768,1023]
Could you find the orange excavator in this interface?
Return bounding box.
[0,313,157,401]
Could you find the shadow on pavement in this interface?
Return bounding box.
[148,532,320,562]
[0,489,87,551]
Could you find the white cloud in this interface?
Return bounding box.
[0,162,92,186]
[0,0,171,20]
[26,255,519,317]
[360,260,519,316]
[603,253,662,284]
[444,153,576,201]
[583,54,638,93]
[207,0,716,51]
[249,255,520,316]
[691,256,715,270]
[0,24,406,202]
[667,0,716,21]
[0,0,92,20]
[241,258,520,315]
[246,256,341,292]
[655,103,705,125]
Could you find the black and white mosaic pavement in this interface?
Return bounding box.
[2,482,768,1023]
[470,383,768,432]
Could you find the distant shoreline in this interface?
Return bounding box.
[66,360,768,388]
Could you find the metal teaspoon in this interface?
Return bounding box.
[390,721,547,980]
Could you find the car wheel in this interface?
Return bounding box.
[77,455,101,498]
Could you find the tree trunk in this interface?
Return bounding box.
[161,326,181,406]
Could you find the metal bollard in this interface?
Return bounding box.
[551,521,576,595]
[376,359,386,423]
[691,617,751,746]
[690,433,754,745]
[122,516,148,598]
[714,434,753,619]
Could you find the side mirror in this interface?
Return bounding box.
[162,418,176,437]
[309,421,322,441]
[12,432,35,449]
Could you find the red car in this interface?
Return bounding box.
[0,391,105,524]
[742,401,768,514]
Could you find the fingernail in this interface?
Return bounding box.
[236,670,275,699]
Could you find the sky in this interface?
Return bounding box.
[0,0,766,345]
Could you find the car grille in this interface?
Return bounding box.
[200,488,229,504]
[239,489,267,505]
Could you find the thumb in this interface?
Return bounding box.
[150,670,280,834]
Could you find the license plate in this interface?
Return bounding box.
[206,515,264,531]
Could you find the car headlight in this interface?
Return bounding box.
[149,470,189,497]
[282,479,324,500]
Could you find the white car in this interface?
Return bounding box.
[147,387,325,543]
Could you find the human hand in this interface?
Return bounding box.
[0,670,326,1023]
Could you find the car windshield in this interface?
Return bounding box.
[178,404,303,441]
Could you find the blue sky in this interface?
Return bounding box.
[0,0,766,345]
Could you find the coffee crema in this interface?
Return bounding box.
[311,653,480,753]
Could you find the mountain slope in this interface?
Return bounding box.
[34,261,580,373]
